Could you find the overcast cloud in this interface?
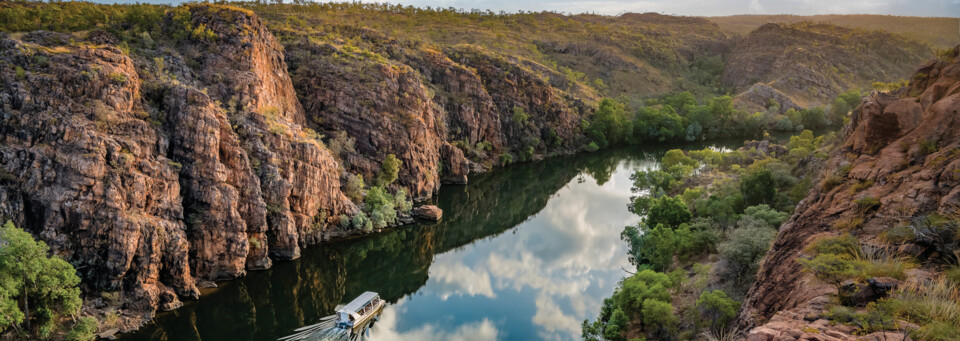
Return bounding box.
[94,0,960,17]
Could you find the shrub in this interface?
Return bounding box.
[800,253,857,290]
[743,204,790,227]
[833,216,864,231]
[499,153,513,166]
[741,169,776,206]
[646,195,692,228]
[344,173,366,203]
[65,316,97,341]
[696,290,741,333]
[393,188,413,213]
[718,224,777,281]
[918,139,938,156]
[364,186,396,228]
[849,179,874,194]
[642,299,677,335]
[809,234,860,258]
[377,154,402,186]
[108,72,127,85]
[327,131,356,162]
[855,196,881,213]
[511,106,529,127]
[337,215,350,229]
[585,142,599,152]
[662,149,697,169]
[631,170,677,194]
[884,214,959,264]
[821,173,844,191]
[351,211,372,231]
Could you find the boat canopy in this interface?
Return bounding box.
[337,292,380,320]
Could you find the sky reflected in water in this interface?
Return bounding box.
[370,158,650,340]
[122,144,747,341]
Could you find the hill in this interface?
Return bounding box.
[709,14,959,48]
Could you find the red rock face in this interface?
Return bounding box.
[0,35,199,317]
[0,5,357,327]
[739,46,960,331]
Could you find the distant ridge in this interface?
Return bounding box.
[708,14,959,48]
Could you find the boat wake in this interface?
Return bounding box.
[278,315,374,341]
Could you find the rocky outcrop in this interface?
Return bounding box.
[284,30,594,196]
[734,83,802,114]
[286,41,444,199]
[739,46,960,331]
[0,5,357,328]
[0,35,200,316]
[412,205,442,221]
[168,5,356,262]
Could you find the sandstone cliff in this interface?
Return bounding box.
[738,46,960,339]
[0,5,358,327]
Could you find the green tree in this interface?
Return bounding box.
[0,221,82,337]
[743,204,790,227]
[344,173,365,203]
[717,224,777,281]
[511,106,529,127]
[642,299,677,336]
[588,99,632,147]
[741,169,776,206]
[696,290,740,332]
[603,308,628,341]
[377,154,402,186]
[661,149,696,169]
[646,196,692,228]
[364,186,398,228]
[709,95,734,130]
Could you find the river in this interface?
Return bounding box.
[123,140,750,341]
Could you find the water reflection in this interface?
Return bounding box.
[123,142,740,341]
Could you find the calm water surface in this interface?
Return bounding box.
[124,141,744,341]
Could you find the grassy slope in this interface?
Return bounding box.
[708,14,959,48]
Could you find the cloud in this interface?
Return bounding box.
[429,257,496,300]
[371,301,501,341]
[531,294,582,340]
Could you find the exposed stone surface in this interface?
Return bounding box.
[413,205,443,221]
[739,46,960,334]
[0,5,356,329]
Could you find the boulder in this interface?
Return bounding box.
[839,277,900,306]
[413,205,443,221]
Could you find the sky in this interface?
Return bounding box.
[96,0,960,17]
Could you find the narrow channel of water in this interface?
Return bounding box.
[123,140,748,341]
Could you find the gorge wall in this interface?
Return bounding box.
[0,4,597,327]
[738,46,960,339]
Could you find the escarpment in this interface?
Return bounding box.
[284,29,594,196]
[738,46,960,338]
[0,5,358,327]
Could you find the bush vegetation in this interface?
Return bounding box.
[587,129,835,340]
[0,221,91,339]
